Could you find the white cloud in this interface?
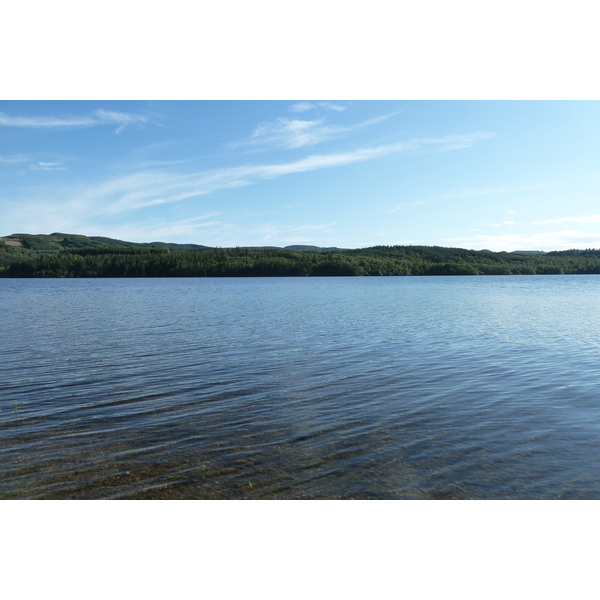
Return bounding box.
[252,117,333,148]
[289,102,314,113]
[3,132,492,237]
[318,102,347,111]
[0,109,148,132]
[0,112,95,127]
[93,133,493,215]
[30,161,66,171]
[241,133,490,180]
[289,101,347,113]
[534,214,600,225]
[0,154,29,165]
[234,114,396,150]
[93,109,148,133]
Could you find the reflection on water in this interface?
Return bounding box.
[1,275,600,499]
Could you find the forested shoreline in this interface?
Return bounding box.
[3,242,600,277]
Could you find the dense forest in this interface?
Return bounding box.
[2,233,600,277]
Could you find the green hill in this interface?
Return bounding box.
[0,232,211,268]
[2,233,600,277]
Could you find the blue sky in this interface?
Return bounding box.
[1,100,600,251]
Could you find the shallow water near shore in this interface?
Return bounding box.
[2,275,600,499]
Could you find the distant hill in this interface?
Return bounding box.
[0,232,212,253]
[0,234,342,255]
[0,232,213,269]
[3,232,600,277]
[283,245,342,252]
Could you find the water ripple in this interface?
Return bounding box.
[2,276,600,499]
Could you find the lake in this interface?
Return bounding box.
[1,275,600,499]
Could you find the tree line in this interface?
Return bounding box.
[3,245,600,277]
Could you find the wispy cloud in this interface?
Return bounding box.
[389,183,544,212]
[0,154,29,165]
[3,132,492,239]
[290,102,314,113]
[106,213,226,243]
[233,114,395,150]
[253,117,334,148]
[321,102,347,112]
[30,161,66,171]
[93,110,149,133]
[69,133,495,216]
[289,101,347,113]
[0,113,94,127]
[534,214,600,225]
[0,109,148,132]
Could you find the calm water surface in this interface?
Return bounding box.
[1,276,600,499]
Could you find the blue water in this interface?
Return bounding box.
[1,275,600,499]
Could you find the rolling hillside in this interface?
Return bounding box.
[2,232,600,277]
